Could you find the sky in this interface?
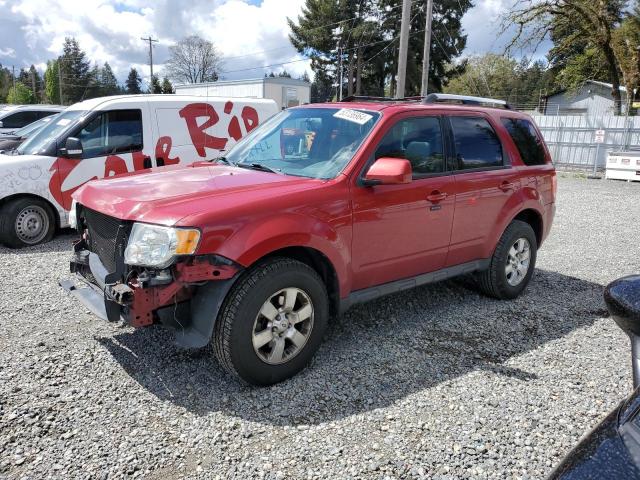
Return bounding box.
[0,0,549,88]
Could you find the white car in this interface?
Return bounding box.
[0,94,278,247]
[0,105,64,134]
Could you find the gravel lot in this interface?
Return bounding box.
[1,175,640,480]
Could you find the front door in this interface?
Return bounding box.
[50,107,152,210]
[351,115,455,290]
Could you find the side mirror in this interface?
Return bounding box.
[0,121,3,128]
[60,137,83,159]
[363,157,412,186]
[605,275,640,388]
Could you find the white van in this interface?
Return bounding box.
[0,94,278,247]
[0,105,64,134]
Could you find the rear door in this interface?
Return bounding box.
[445,113,519,266]
[350,113,456,290]
[500,116,555,206]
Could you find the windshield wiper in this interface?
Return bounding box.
[209,156,234,165]
[237,163,282,174]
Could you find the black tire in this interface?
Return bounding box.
[476,220,537,300]
[0,197,56,248]
[213,257,329,386]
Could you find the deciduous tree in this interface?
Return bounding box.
[7,82,35,104]
[165,35,222,84]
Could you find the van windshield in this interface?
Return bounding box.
[225,107,380,179]
[17,110,87,156]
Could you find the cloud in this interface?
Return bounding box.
[462,0,552,60]
[0,0,310,86]
[0,0,550,89]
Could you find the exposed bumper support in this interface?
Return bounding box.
[60,247,242,348]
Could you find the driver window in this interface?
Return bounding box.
[74,109,143,158]
[375,116,444,176]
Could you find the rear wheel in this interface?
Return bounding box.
[476,220,537,299]
[213,257,329,386]
[0,197,56,248]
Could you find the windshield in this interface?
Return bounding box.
[17,110,87,156]
[12,114,59,138]
[225,107,380,179]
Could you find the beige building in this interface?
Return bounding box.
[174,77,311,110]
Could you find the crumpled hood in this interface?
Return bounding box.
[73,163,320,226]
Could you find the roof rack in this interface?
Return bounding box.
[341,95,424,103]
[423,93,513,110]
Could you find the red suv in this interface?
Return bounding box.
[61,94,556,385]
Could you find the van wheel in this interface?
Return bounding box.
[476,220,537,300]
[0,197,56,248]
[213,257,329,386]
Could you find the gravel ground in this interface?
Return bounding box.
[1,175,640,480]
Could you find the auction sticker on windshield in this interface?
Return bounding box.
[333,108,373,125]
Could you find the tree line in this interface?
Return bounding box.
[0,37,175,105]
[290,0,639,112]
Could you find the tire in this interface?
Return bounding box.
[476,220,537,300]
[0,197,56,248]
[213,257,329,386]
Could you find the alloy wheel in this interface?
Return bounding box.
[252,287,314,365]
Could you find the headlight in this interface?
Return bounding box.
[69,200,77,229]
[124,223,200,268]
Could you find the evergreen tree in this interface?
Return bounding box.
[125,68,142,94]
[99,62,119,96]
[27,65,42,101]
[58,37,91,103]
[44,60,61,104]
[0,64,12,102]
[149,74,162,94]
[161,77,174,94]
[289,0,472,98]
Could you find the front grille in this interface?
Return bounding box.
[82,207,126,274]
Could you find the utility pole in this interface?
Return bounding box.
[30,69,36,99]
[57,60,64,105]
[420,0,433,97]
[140,36,159,85]
[338,46,343,101]
[396,0,412,98]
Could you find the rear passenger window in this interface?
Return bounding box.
[450,116,504,170]
[501,118,546,166]
[375,116,445,176]
[2,111,39,129]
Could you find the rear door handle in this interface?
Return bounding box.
[499,181,515,192]
[427,191,448,203]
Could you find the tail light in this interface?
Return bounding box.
[552,174,558,198]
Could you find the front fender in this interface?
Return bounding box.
[198,212,352,297]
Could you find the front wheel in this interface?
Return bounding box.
[213,257,329,386]
[0,197,56,248]
[476,220,538,300]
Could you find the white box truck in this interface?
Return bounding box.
[0,94,278,247]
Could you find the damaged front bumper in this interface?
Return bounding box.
[59,240,241,348]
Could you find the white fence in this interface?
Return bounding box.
[530,114,640,170]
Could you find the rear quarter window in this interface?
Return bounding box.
[501,117,546,166]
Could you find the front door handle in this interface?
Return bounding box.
[499,181,515,192]
[427,191,448,203]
